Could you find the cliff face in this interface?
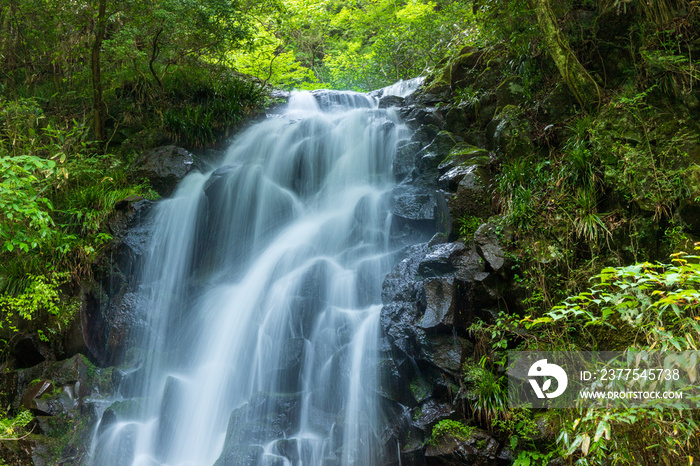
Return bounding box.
[374,42,700,463]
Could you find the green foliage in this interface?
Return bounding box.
[542,250,700,351]
[0,273,76,342]
[463,359,508,428]
[493,408,540,449]
[457,215,482,240]
[0,155,56,253]
[0,409,33,440]
[558,403,699,465]
[428,419,474,446]
[512,450,555,466]
[161,72,262,147]
[228,0,473,90]
[474,248,700,463]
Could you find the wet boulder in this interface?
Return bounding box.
[404,107,445,129]
[423,333,471,375]
[133,145,194,196]
[417,242,466,277]
[447,166,492,224]
[410,124,440,148]
[420,278,457,330]
[392,186,438,222]
[473,222,510,273]
[394,140,421,181]
[425,428,510,465]
[219,392,301,448]
[379,95,405,109]
[82,198,154,366]
[438,144,487,172]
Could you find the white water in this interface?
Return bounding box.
[91,79,423,466]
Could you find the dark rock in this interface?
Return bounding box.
[11,334,47,368]
[425,428,507,465]
[392,186,438,221]
[133,145,194,196]
[418,242,466,277]
[215,445,264,465]
[444,104,476,135]
[540,83,577,124]
[450,50,489,90]
[220,392,301,448]
[91,422,138,466]
[377,358,416,406]
[421,67,452,104]
[415,399,456,430]
[421,131,459,164]
[410,124,440,148]
[439,165,477,192]
[437,143,491,193]
[427,232,448,248]
[155,375,187,457]
[474,223,508,273]
[113,366,146,397]
[82,198,154,366]
[488,106,534,155]
[405,107,445,128]
[680,164,700,234]
[98,408,118,437]
[394,140,421,181]
[381,301,426,358]
[203,163,242,194]
[267,339,305,392]
[81,288,149,366]
[438,143,490,172]
[447,167,492,224]
[61,316,89,361]
[495,76,527,108]
[453,250,486,283]
[420,277,456,329]
[381,244,429,304]
[379,95,405,109]
[21,380,54,412]
[425,334,471,374]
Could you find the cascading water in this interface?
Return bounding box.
[91,78,425,466]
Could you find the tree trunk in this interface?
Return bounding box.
[91,0,106,142]
[1,1,18,93]
[531,0,601,111]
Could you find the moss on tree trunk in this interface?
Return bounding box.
[531,0,601,111]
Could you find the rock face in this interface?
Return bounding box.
[133,145,194,196]
[81,197,155,366]
[374,47,531,465]
[0,354,114,465]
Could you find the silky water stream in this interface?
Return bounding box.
[91,79,425,466]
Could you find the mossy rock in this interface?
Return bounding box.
[423,65,452,102]
[439,143,489,171]
[495,76,527,108]
[447,167,492,225]
[105,398,145,419]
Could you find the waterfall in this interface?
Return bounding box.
[91,79,424,466]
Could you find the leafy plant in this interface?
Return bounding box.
[0,409,33,440]
[458,215,483,240]
[0,273,77,344]
[463,359,509,428]
[428,419,474,446]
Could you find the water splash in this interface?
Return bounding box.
[374,77,425,99]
